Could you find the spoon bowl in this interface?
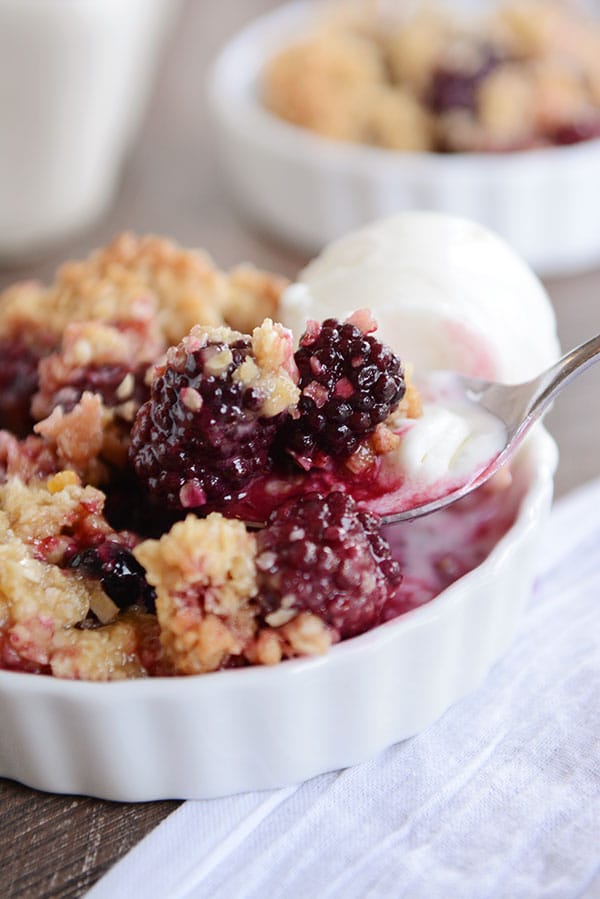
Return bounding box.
[381,332,600,524]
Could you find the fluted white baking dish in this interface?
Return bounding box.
[0,427,557,802]
[209,0,600,276]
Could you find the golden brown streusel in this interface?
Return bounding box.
[134,514,259,675]
[1,234,226,346]
[224,266,289,334]
[34,393,108,482]
[262,0,600,153]
[386,8,451,94]
[0,521,89,629]
[248,612,333,666]
[0,474,108,549]
[263,30,386,142]
[248,319,300,416]
[0,281,53,351]
[0,525,91,667]
[389,364,422,425]
[0,475,166,678]
[363,85,434,151]
[0,234,290,364]
[50,612,162,680]
[476,65,536,147]
[531,59,594,133]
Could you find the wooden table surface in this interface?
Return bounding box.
[1,2,599,896]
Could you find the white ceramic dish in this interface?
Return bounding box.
[0,0,179,261]
[0,427,557,802]
[209,0,600,276]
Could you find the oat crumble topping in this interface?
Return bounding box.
[262,0,600,153]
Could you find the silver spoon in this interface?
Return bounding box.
[380,332,600,525]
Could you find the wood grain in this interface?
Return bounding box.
[0,779,178,898]
[0,0,599,895]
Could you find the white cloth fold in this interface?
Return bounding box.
[87,480,600,899]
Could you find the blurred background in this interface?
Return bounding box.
[0,0,598,495]
[0,0,302,281]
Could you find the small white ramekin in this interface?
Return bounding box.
[0,427,557,802]
[209,0,600,277]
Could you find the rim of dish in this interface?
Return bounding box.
[208,0,600,169]
[0,428,558,696]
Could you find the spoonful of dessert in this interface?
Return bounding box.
[129,313,597,529]
[380,331,600,524]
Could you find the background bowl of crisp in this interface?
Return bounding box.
[209,0,600,277]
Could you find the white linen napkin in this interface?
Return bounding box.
[87,479,600,899]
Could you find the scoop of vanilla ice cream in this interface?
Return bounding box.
[280,212,560,383]
[280,212,560,501]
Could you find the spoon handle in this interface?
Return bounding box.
[527,332,600,419]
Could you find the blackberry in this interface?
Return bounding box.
[0,338,41,436]
[552,118,600,146]
[67,539,156,613]
[256,491,402,638]
[283,315,405,465]
[45,363,150,416]
[102,473,183,539]
[426,44,501,115]
[129,324,297,510]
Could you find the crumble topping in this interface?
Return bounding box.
[0,231,286,361]
[264,30,386,143]
[0,525,90,635]
[31,321,155,477]
[0,474,107,549]
[0,233,224,349]
[224,265,289,335]
[0,232,288,471]
[49,612,161,681]
[171,319,300,420]
[248,319,300,416]
[34,393,108,482]
[0,472,166,678]
[0,433,58,485]
[134,514,258,675]
[248,612,333,666]
[262,0,600,153]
